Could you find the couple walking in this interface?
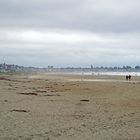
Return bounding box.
[126,75,131,81]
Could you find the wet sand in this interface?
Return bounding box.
[0,73,140,140]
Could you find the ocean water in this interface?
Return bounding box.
[91,72,140,76]
[67,72,140,76]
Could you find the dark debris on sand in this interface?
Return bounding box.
[10,109,30,113]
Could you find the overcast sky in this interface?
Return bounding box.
[0,0,140,67]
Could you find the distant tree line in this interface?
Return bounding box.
[91,65,140,70]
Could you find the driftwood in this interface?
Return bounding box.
[0,77,11,81]
[80,99,89,102]
[10,109,29,113]
[17,92,38,96]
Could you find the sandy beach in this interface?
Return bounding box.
[0,73,140,140]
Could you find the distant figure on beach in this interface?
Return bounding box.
[126,75,129,81]
[128,75,131,81]
[126,75,132,81]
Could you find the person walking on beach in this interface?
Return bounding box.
[126,75,129,81]
[128,75,131,81]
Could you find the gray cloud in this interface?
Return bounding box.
[0,0,140,67]
[0,32,140,67]
[0,0,140,32]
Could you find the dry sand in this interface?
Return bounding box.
[0,73,140,140]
